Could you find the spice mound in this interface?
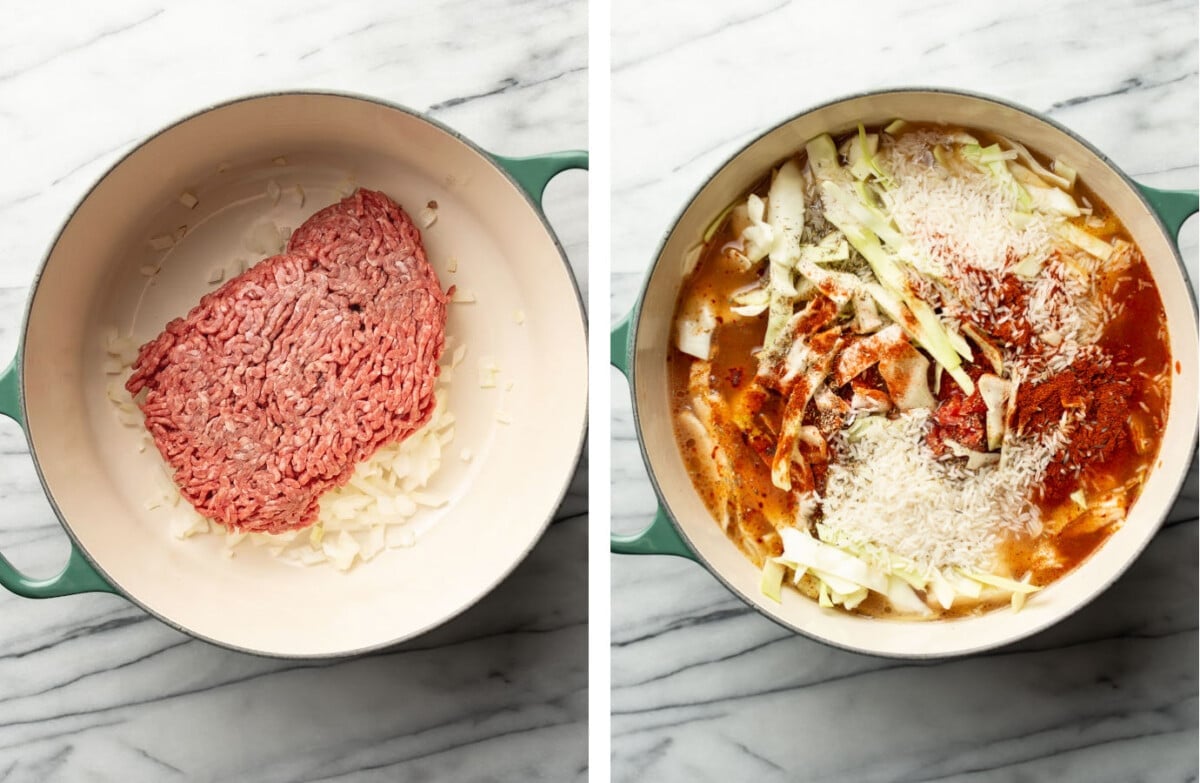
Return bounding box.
[126,189,450,533]
[1014,356,1131,506]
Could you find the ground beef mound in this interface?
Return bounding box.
[127,189,450,533]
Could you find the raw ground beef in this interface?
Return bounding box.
[127,189,450,533]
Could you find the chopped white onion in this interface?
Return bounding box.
[245,221,284,255]
[360,526,386,561]
[386,527,417,549]
[323,530,360,571]
[170,511,209,540]
[411,492,446,508]
[478,359,499,388]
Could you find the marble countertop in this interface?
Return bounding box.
[0,1,586,781]
[611,1,1197,781]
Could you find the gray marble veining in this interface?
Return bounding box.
[611,1,1198,781]
[0,1,586,781]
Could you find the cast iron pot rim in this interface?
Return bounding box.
[16,89,588,660]
[626,85,1197,660]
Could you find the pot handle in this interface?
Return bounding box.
[0,357,116,597]
[609,312,696,560]
[492,151,588,203]
[1137,184,1198,242]
[494,150,588,528]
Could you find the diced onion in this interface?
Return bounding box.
[245,221,284,255]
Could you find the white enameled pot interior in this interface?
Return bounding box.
[634,90,1198,657]
[22,94,587,656]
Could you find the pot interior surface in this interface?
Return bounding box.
[22,94,587,656]
[633,90,1198,657]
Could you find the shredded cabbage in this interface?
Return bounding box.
[779,527,888,594]
[761,558,787,603]
[958,568,1041,594]
[885,575,931,615]
[847,124,892,187]
[730,284,769,317]
[961,143,1034,214]
[1052,157,1077,189]
[799,232,850,264]
[762,161,807,349]
[960,321,1008,374]
[977,373,1011,451]
[1055,221,1113,261]
[760,523,1044,614]
[676,302,717,359]
[1026,183,1081,217]
[740,194,775,263]
[1010,253,1046,279]
[813,166,971,393]
[864,281,974,395]
[804,134,843,183]
[995,134,1073,190]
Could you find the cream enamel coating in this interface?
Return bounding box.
[20,94,587,656]
[631,90,1197,657]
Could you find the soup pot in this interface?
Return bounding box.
[0,91,588,658]
[611,88,1197,658]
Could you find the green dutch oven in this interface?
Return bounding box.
[0,92,588,657]
[612,88,1197,658]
